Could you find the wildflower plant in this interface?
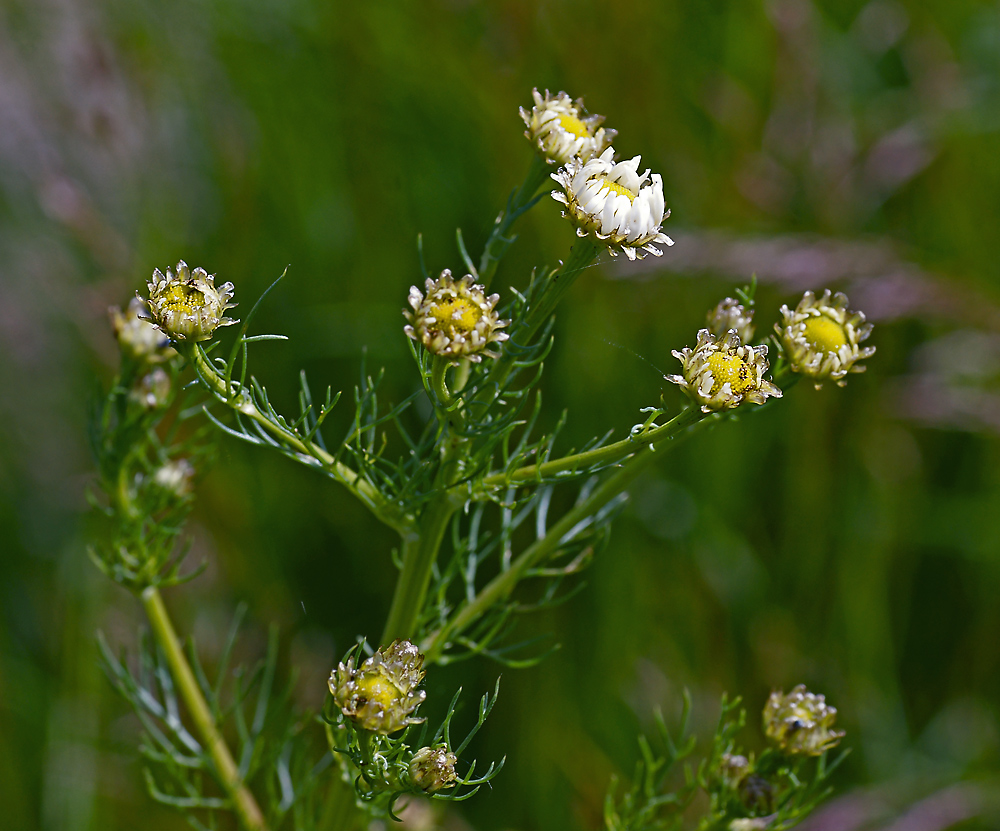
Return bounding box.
[87,89,871,830]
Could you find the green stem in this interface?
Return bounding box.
[142,587,270,831]
[186,344,414,536]
[478,153,552,291]
[484,404,703,488]
[381,495,459,643]
[421,408,710,661]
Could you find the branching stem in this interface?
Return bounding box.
[141,586,270,831]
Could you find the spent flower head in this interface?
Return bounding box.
[329,640,427,735]
[409,745,458,793]
[551,147,672,260]
[110,297,176,363]
[776,290,875,388]
[666,329,782,412]
[708,297,755,344]
[520,88,616,166]
[764,685,845,756]
[404,269,509,362]
[144,261,237,342]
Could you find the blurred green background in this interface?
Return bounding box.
[2,0,1000,829]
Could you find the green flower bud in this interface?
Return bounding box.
[708,297,755,344]
[109,297,176,363]
[409,745,458,793]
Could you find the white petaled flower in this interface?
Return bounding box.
[328,640,427,735]
[708,297,755,344]
[109,297,176,362]
[520,88,616,166]
[666,329,782,413]
[404,269,510,362]
[144,261,237,342]
[776,290,875,388]
[551,147,673,260]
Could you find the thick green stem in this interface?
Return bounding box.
[142,587,269,831]
[421,408,709,660]
[381,496,458,643]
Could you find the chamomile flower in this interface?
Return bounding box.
[708,297,755,344]
[409,745,458,793]
[109,297,176,362]
[144,261,237,342]
[329,641,427,735]
[764,685,845,756]
[520,88,616,166]
[666,329,781,412]
[776,290,875,388]
[551,147,672,260]
[404,270,509,362]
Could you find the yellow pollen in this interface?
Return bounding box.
[430,297,482,335]
[803,315,848,353]
[705,353,754,395]
[597,176,636,202]
[353,674,402,709]
[161,284,203,315]
[557,113,591,139]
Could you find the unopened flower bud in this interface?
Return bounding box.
[129,367,172,410]
[729,819,771,831]
[329,640,426,735]
[718,753,751,789]
[404,270,509,362]
[144,261,237,342]
[153,459,195,498]
[665,329,782,412]
[775,290,874,388]
[763,685,845,756]
[708,297,755,343]
[739,774,773,812]
[110,297,176,363]
[409,745,458,792]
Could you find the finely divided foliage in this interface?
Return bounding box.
[89,90,869,830]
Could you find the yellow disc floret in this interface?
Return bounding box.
[802,315,848,354]
[705,353,754,396]
[597,177,636,202]
[428,297,483,336]
[144,261,237,342]
[558,112,592,139]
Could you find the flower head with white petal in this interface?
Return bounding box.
[144,261,237,342]
[404,269,509,362]
[776,289,875,388]
[520,88,616,166]
[551,147,673,260]
[666,329,782,412]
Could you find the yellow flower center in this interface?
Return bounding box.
[803,315,848,354]
[558,113,591,139]
[705,353,754,395]
[596,176,636,202]
[429,297,482,335]
[353,674,402,709]
[161,283,205,315]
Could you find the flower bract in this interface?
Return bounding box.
[776,289,875,387]
[520,88,616,166]
[404,269,509,362]
[665,329,782,412]
[708,297,755,343]
[144,261,237,342]
[763,684,845,756]
[329,640,426,735]
[551,147,672,260]
[409,745,458,792]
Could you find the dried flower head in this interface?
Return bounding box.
[110,297,176,363]
[551,147,673,260]
[329,640,427,735]
[144,261,237,342]
[153,459,195,498]
[708,297,755,344]
[764,685,845,756]
[665,329,782,412]
[409,745,458,793]
[776,290,875,388]
[520,88,616,166]
[130,368,172,411]
[404,270,509,362]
